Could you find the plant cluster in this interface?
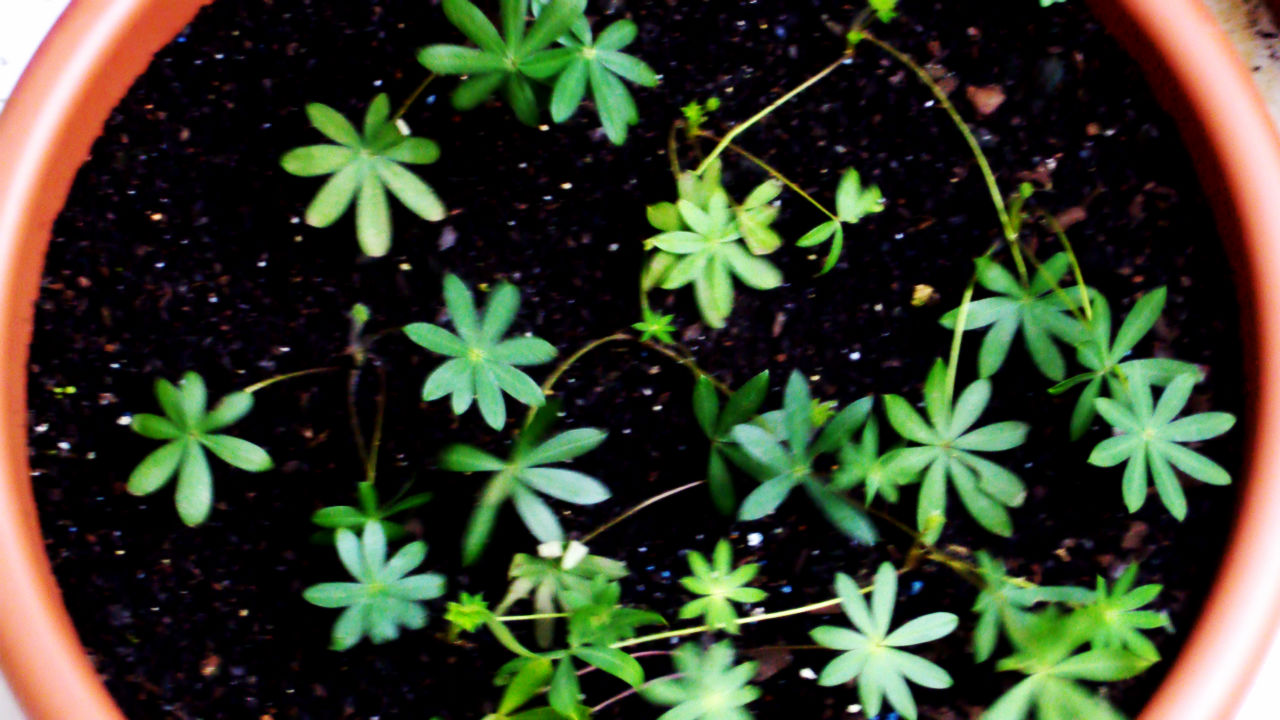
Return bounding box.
[121,1,1233,719]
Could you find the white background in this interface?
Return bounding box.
[1,1,1278,718]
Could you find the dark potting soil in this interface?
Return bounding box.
[27,0,1246,718]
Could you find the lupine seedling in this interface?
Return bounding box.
[405,274,557,430]
[440,406,609,564]
[732,370,877,543]
[677,538,767,633]
[643,641,760,720]
[1049,287,1202,439]
[810,563,958,720]
[632,305,678,344]
[498,540,628,647]
[831,415,917,505]
[418,0,589,126]
[549,18,659,144]
[127,372,272,526]
[939,253,1089,381]
[280,94,445,257]
[643,160,784,328]
[1087,372,1235,519]
[971,552,1091,663]
[302,522,447,651]
[310,479,432,542]
[692,370,770,514]
[797,167,886,274]
[882,359,1029,537]
[1077,564,1170,662]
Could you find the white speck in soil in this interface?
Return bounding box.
[117,416,133,427]
[849,351,862,361]
[747,532,764,547]
[799,667,817,680]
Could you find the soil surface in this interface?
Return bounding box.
[28,0,1245,718]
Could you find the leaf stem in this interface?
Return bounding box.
[495,612,569,622]
[696,50,855,175]
[241,366,341,394]
[590,673,682,714]
[859,33,1028,286]
[393,73,437,121]
[944,275,977,408]
[581,480,705,544]
[696,130,839,222]
[1038,210,1093,322]
[612,596,846,649]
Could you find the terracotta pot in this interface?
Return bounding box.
[2,0,1279,718]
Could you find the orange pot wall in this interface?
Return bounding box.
[2,1,1280,719]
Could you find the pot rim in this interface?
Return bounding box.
[1,1,1278,718]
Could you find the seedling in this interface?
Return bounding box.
[280,94,445,257]
[549,18,659,144]
[302,522,447,650]
[643,641,761,720]
[692,370,770,514]
[405,274,557,430]
[127,372,272,526]
[677,538,768,633]
[811,563,958,720]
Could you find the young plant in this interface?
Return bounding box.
[831,415,917,505]
[882,359,1029,538]
[971,552,1091,663]
[1087,372,1235,520]
[302,521,447,651]
[643,160,784,328]
[549,18,659,144]
[405,274,557,430]
[810,563,958,720]
[677,538,768,633]
[939,253,1088,382]
[632,305,678,344]
[731,370,877,543]
[498,540,629,647]
[310,479,433,543]
[440,406,609,564]
[1077,564,1170,662]
[692,370,770,514]
[797,167,886,274]
[1049,287,1201,439]
[418,0,589,126]
[643,641,761,720]
[128,372,272,526]
[280,94,445,257]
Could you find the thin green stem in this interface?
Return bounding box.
[696,130,839,221]
[523,333,632,427]
[365,364,388,484]
[581,480,705,544]
[242,366,341,394]
[612,596,846,649]
[667,119,684,180]
[1038,210,1093,322]
[495,612,568,622]
[393,74,437,121]
[348,369,369,474]
[591,673,682,714]
[860,33,1028,286]
[696,50,855,175]
[944,276,977,407]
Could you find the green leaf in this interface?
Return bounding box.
[521,0,587,55]
[199,391,254,433]
[512,486,565,542]
[796,220,838,248]
[127,440,185,496]
[382,137,440,165]
[131,413,180,440]
[419,45,508,75]
[1112,287,1166,358]
[199,435,273,472]
[404,323,468,357]
[599,50,658,87]
[548,657,581,717]
[355,171,392,257]
[550,58,589,123]
[500,658,555,715]
[738,475,799,520]
[439,444,506,472]
[374,158,446,223]
[519,468,610,504]
[305,161,362,228]
[280,145,355,176]
[721,243,783,289]
[305,103,361,147]
[175,438,213,526]
[884,612,960,646]
[572,646,644,688]
[442,0,505,53]
[493,337,559,366]
[522,428,608,466]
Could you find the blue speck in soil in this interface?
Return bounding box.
[781,585,792,594]
[909,580,924,596]
[660,570,671,579]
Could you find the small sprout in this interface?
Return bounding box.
[882,358,1030,537]
[643,160,784,328]
[128,372,272,526]
[311,479,432,543]
[1087,372,1235,520]
[1078,564,1170,662]
[810,563,958,720]
[677,538,768,633]
[405,274,557,430]
[693,371,771,514]
[831,416,918,505]
[499,542,629,647]
[281,94,445,257]
[940,253,1089,382]
[797,167,885,274]
[682,96,721,138]
[643,641,761,720]
[869,0,900,23]
[302,522,447,651]
[419,0,589,126]
[732,370,877,543]
[633,305,678,344]
[564,577,665,648]
[444,591,491,634]
[1049,287,1201,440]
[440,405,609,564]
[550,19,660,145]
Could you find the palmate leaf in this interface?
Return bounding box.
[940,253,1089,381]
[730,370,878,543]
[420,0,589,126]
[496,541,628,647]
[128,372,272,526]
[1087,372,1235,520]
[881,359,1029,538]
[642,641,761,720]
[1077,564,1170,662]
[677,538,768,633]
[643,160,784,328]
[811,564,958,720]
[406,274,557,430]
[302,522,447,651]
[550,19,659,145]
[281,94,445,257]
[798,168,886,274]
[1049,287,1202,439]
[693,371,770,514]
[441,407,609,564]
